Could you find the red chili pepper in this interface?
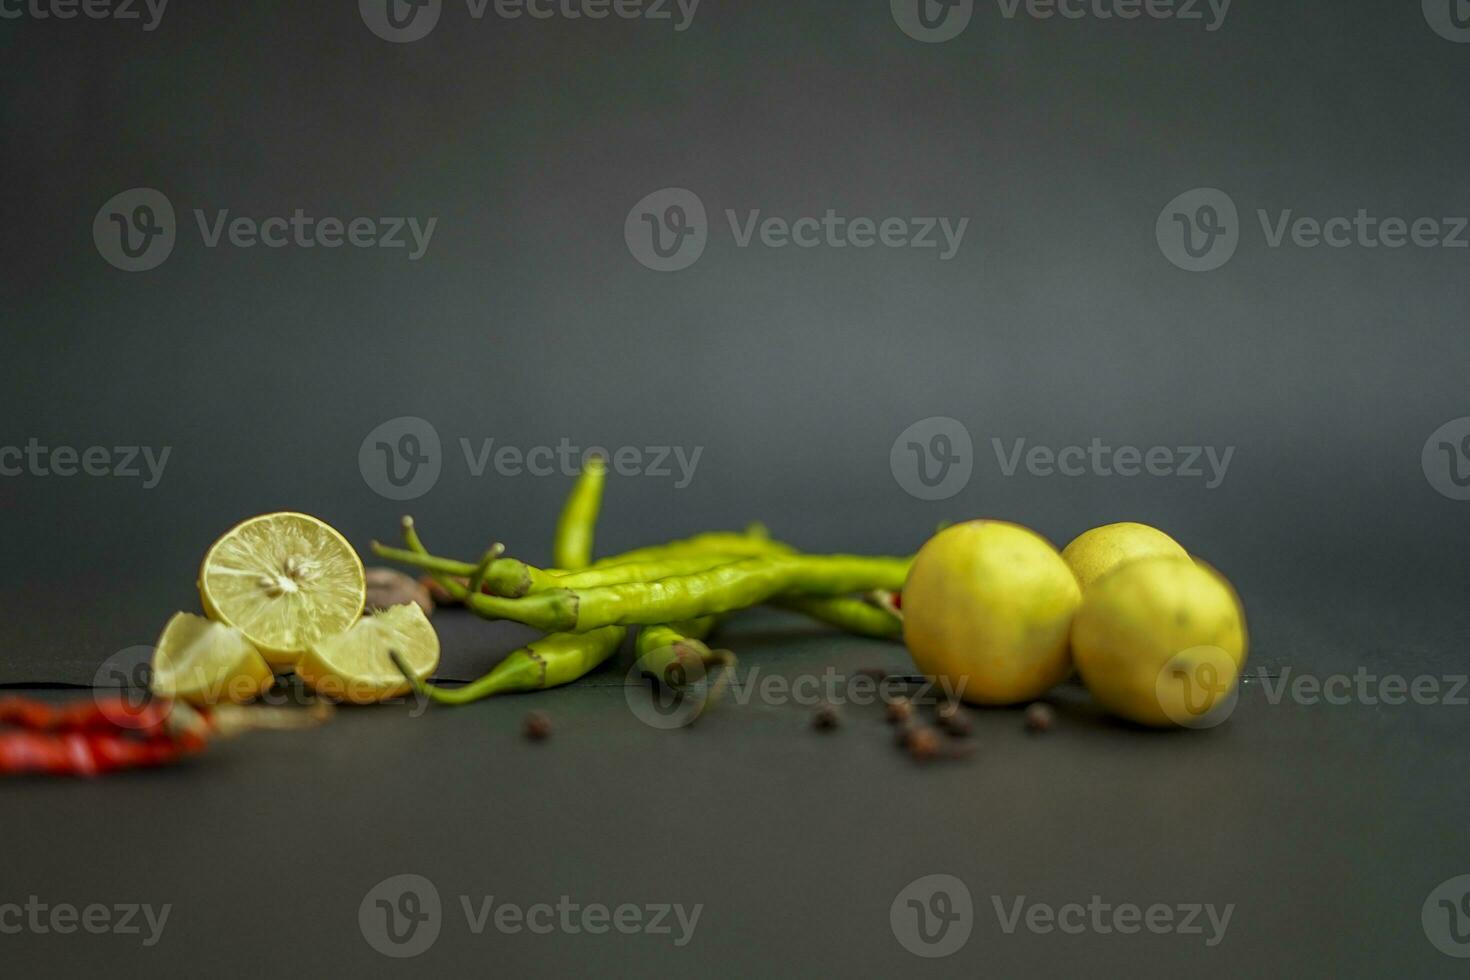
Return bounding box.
[0,695,211,778]
[0,730,206,777]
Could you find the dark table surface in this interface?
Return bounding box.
[4,588,1470,978]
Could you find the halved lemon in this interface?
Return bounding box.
[198,512,366,667]
[150,612,274,705]
[295,602,440,703]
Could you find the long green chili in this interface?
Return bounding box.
[393,627,627,705]
[552,455,606,571]
[771,595,903,640]
[451,554,912,633]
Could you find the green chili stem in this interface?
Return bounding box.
[553,455,606,571]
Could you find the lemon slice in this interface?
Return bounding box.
[295,603,440,703]
[150,612,274,705]
[198,512,366,667]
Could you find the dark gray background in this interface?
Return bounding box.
[2,0,1469,976]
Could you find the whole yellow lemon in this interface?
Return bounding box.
[1072,556,1248,727]
[1061,522,1188,591]
[903,520,1082,705]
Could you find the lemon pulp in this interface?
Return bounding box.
[198,512,366,667]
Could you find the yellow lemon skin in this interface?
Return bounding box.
[1061,522,1188,592]
[902,520,1082,706]
[1071,556,1248,727]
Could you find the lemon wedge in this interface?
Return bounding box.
[295,602,440,703]
[150,612,274,705]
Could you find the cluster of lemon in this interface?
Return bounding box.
[149,513,440,706]
[902,521,1247,727]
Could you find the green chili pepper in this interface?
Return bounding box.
[393,626,627,705]
[591,524,793,567]
[771,595,903,639]
[454,554,911,633]
[633,617,719,678]
[541,553,742,591]
[553,455,606,571]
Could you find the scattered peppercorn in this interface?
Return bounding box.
[938,706,973,737]
[813,705,841,731]
[885,699,913,724]
[1024,703,1055,733]
[523,711,552,741]
[906,726,941,762]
